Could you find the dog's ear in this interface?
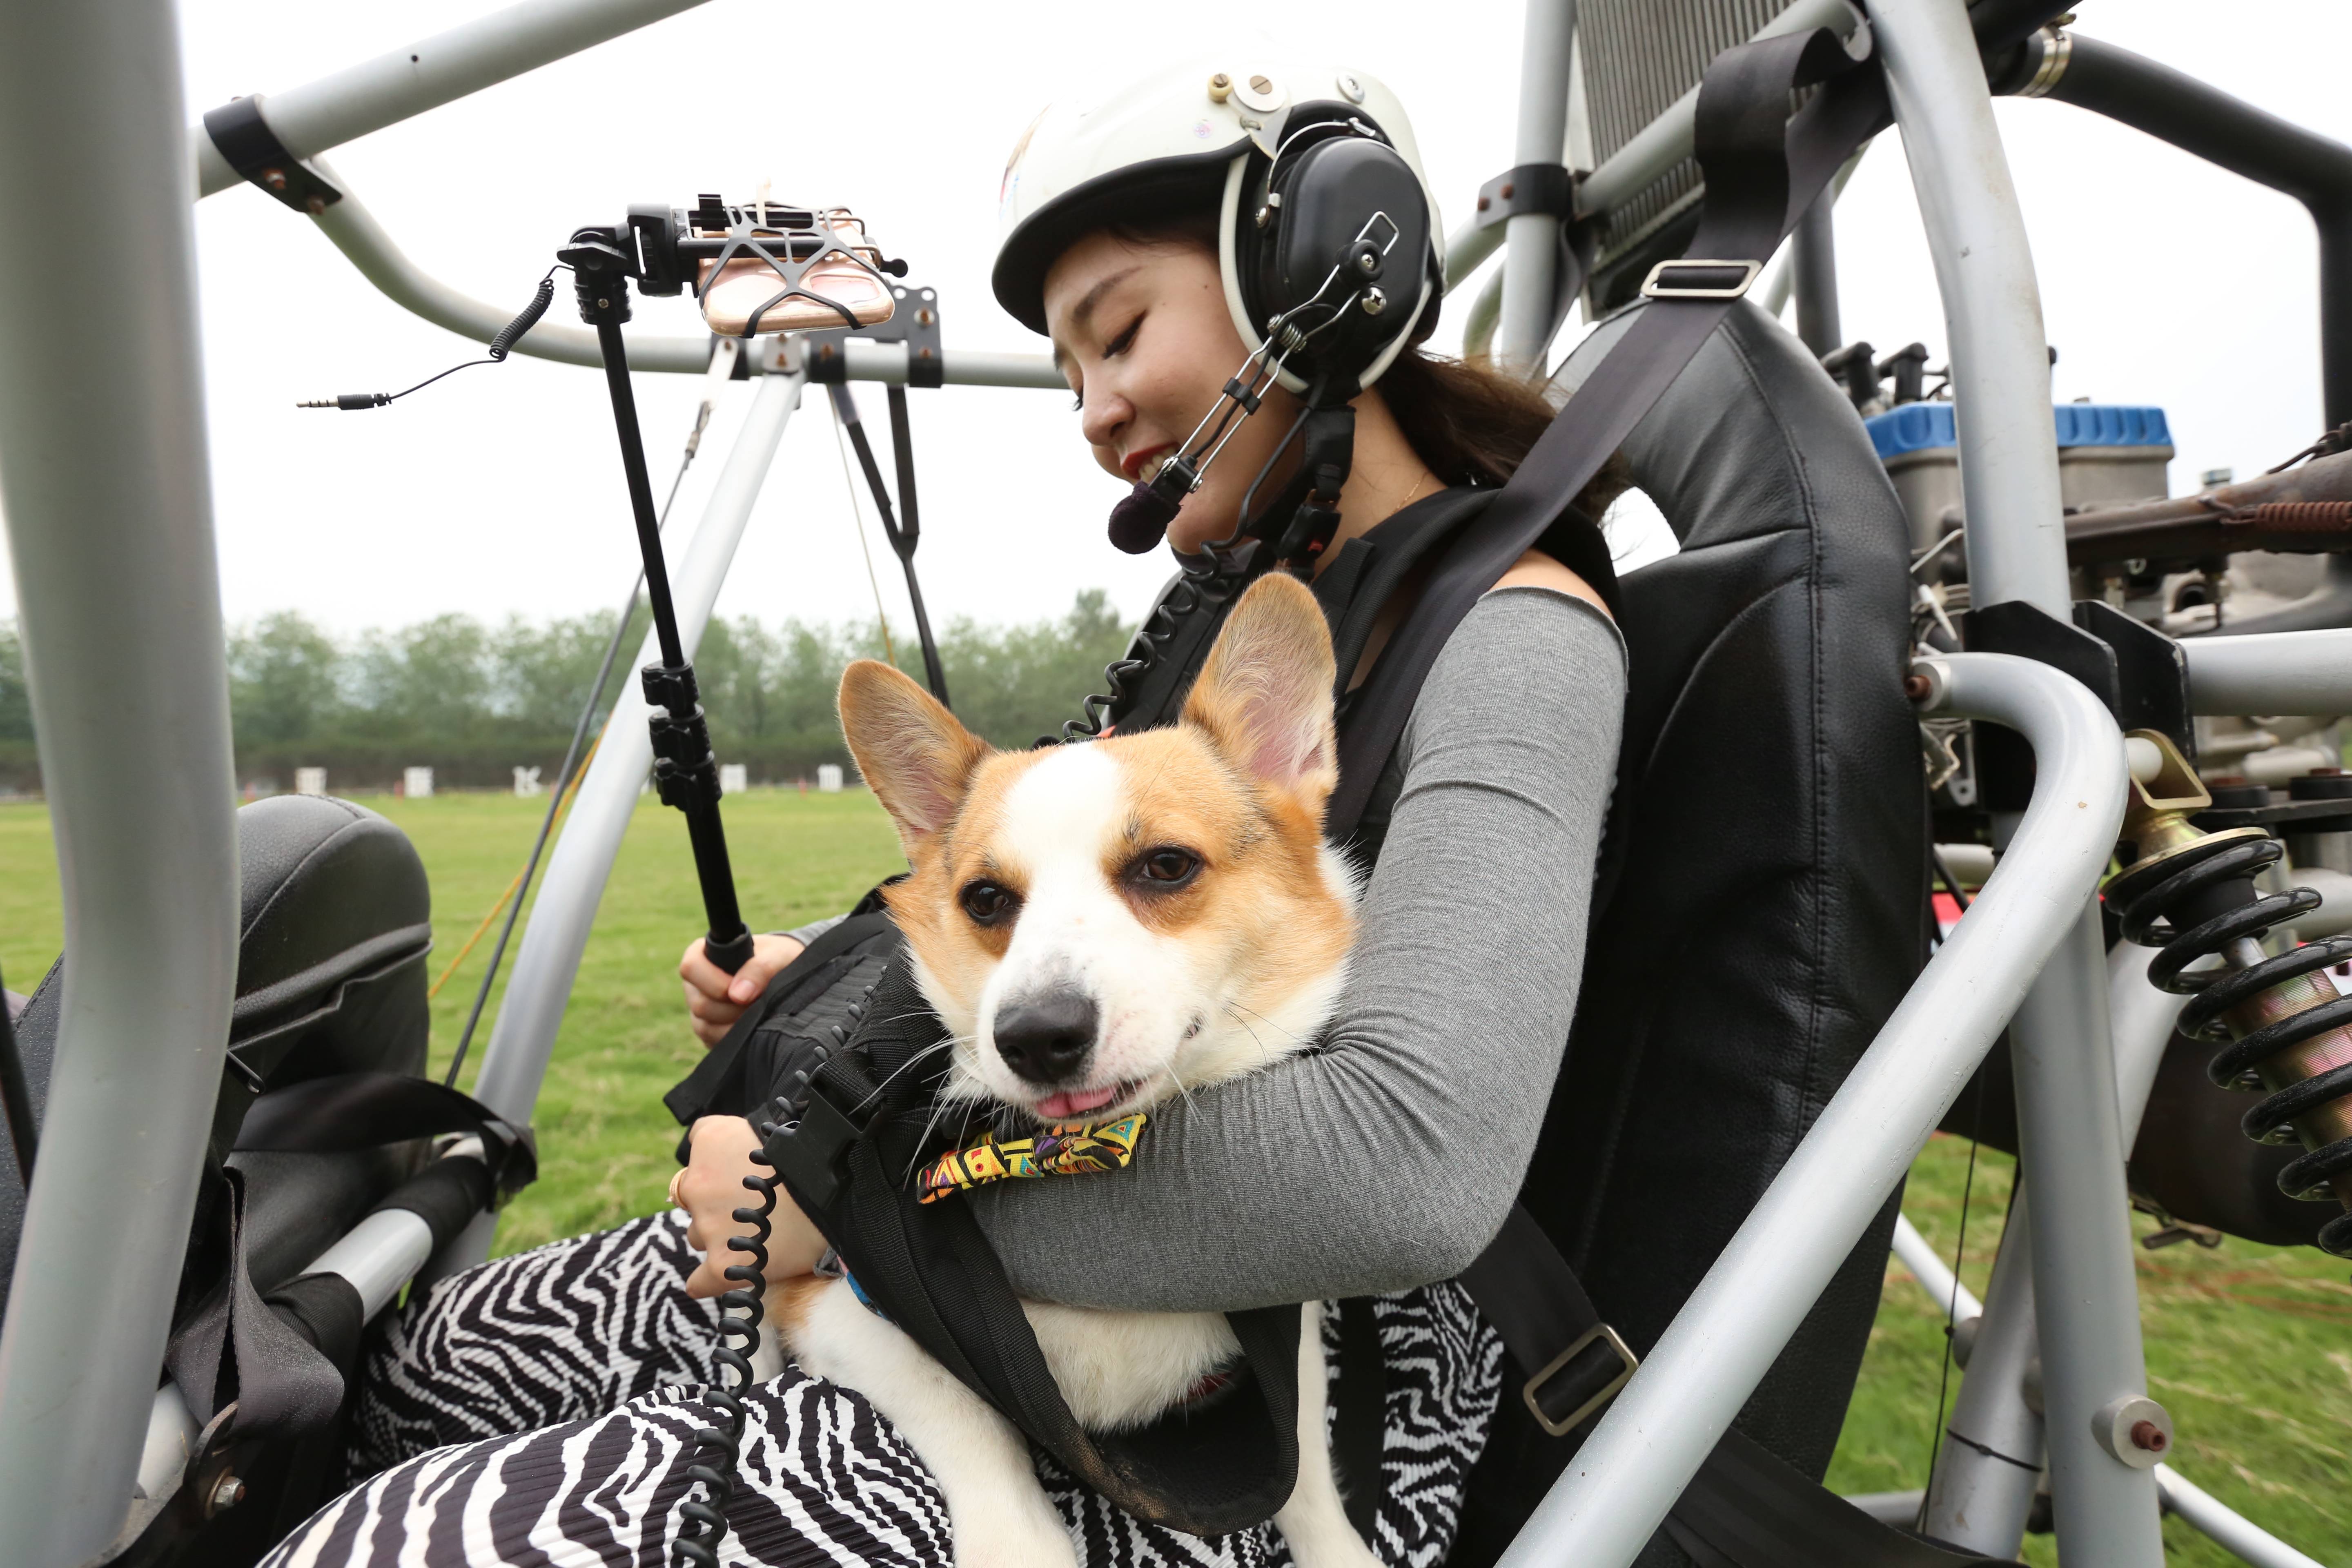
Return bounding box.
[839,660,991,852]
[1181,573,1338,805]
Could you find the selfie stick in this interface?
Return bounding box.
[560,224,755,976]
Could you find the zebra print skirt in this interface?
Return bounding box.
[267,1210,1503,1567]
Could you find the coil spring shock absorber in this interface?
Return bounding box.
[2105,733,2352,1257]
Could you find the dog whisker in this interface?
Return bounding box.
[851,1037,954,1115]
[1225,1002,1309,1049]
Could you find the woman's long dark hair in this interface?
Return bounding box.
[1379,347,1625,517]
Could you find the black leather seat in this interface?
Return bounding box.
[1,795,434,1319]
[1456,300,1927,1564]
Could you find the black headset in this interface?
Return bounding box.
[1234,107,1440,403]
[1105,106,1440,559]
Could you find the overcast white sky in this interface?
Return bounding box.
[2,0,2345,637]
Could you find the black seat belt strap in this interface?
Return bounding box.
[1459,1204,1637,1435]
[1331,26,1890,834]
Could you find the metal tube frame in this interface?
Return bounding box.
[1495,0,1577,374]
[1495,650,2129,1566]
[303,163,1063,385]
[14,0,2352,1557]
[190,0,717,198]
[0,3,243,1560]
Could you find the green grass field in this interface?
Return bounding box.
[3,790,2345,1564]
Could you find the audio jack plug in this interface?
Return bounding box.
[297,272,557,411]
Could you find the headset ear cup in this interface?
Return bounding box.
[1244,122,1432,398]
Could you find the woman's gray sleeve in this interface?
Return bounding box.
[968,587,1626,1311]
[780,914,847,947]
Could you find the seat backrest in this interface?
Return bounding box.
[1456,300,1927,1563]
[1,794,432,1320]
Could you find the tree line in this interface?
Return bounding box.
[0,592,1135,794]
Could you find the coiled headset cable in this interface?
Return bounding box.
[298,268,560,410]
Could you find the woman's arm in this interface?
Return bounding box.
[967,586,1626,1310]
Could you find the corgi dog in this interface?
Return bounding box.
[773,573,1372,1568]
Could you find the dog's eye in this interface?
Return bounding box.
[1134,848,1200,886]
[960,880,1019,925]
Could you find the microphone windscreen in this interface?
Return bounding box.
[1107,480,1181,555]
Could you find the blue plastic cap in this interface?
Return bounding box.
[1865,403,2174,460]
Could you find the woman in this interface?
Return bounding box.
[273,60,1626,1568]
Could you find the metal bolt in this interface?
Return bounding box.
[262,169,287,191]
[917,308,935,327]
[1336,72,1366,104]
[1501,182,1516,200]
[1360,287,1387,316]
[209,1474,247,1512]
[1207,73,1232,102]
[1358,250,1379,273]
[1250,74,1273,95]
[1255,205,1272,229]
[597,298,610,310]
[1903,673,1932,702]
[2130,1420,2168,1454]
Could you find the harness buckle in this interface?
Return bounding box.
[1522,1321,1639,1437]
[1639,258,1762,301]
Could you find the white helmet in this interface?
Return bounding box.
[991,61,1443,400]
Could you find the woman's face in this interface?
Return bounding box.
[1043,230,1300,555]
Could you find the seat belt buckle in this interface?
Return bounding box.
[1639,258,1762,301]
[1523,1321,1640,1437]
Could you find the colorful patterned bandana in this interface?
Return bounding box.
[915,1114,1146,1204]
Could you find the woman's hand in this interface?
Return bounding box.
[679,932,804,1047]
[674,1115,829,1298]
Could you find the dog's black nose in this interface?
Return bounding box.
[992,991,1098,1084]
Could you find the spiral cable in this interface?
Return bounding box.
[675,983,883,1561]
[673,1097,784,1566]
[2111,833,2352,1256]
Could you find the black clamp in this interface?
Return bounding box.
[200,96,342,214]
[805,284,945,388]
[1473,162,1576,231]
[1958,598,2193,812]
[642,662,723,811]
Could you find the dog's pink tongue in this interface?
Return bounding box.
[1036,1083,1121,1120]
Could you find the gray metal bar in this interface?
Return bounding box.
[1890,1213,1980,1324]
[1444,217,1506,291]
[1790,190,1842,355]
[1874,0,2069,615]
[308,169,700,370]
[1924,1194,2047,1549]
[1497,0,1577,374]
[2011,899,2164,1562]
[193,0,714,197]
[1493,651,2126,1568]
[468,370,804,1147]
[0,3,242,1560]
[1924,938,2185,1553]
[308,170,1065,386]
[2180,629,2352,716]
[2158,1468,2329,1568]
